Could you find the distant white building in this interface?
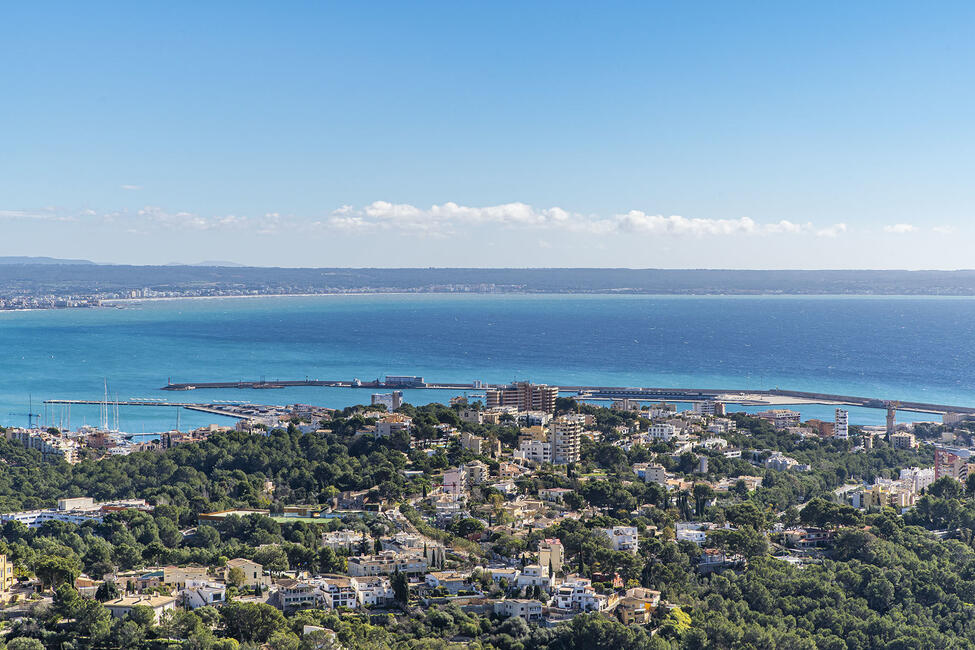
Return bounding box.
[494,599,543,622]
[675,522,709,546]
[322,529,369,551]
[694,400,725,416]
[634,463,668,484]
[649,424,676,442]
[550,415,584,465]
[374,414,412,437]
[180,579,226,610]
[899,467,935,492]
[350,576,394,607]
[0,497,151,528]
[371,392,403,412]
[553,577,605,611]
[516,565,554,590]
[601,526,639,554]
[835,409,849,440]
[347,551,427,577]
[518,439,552,464]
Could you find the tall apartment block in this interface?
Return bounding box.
[550,414,584,464]
[834,408,849,440]
[485,382,559,413]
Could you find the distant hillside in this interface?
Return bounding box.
[0,256,95,265]
[164,261,248,267]
[5,266,975,295]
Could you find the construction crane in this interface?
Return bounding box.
[8,395,41,429]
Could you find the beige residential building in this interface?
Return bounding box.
[162,566,209,589]
[465,460,489,485]
[616,588,661,625]
[0,555,13,600]
[891,432,917,449]
[104,595,177,623]
[538,538,564,574]
[550,415,584,465]
[224,558,270,588]
[460,431,485,455]
[486,382,559,413]
[347,551,428,577]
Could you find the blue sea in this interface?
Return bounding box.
[0,294,973,432]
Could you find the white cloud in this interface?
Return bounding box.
[1,200,859,241]
[884,223,916,234]
[0,209,76,222]
[134,206,249,232]
[325,202,839,239]
[933,225,955,234]
[816,223,848,238]
[120,184,142,191]
[602,212,813,237]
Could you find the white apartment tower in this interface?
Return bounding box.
[834,409,849,440]
[550,414,584,465]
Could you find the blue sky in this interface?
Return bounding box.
[1,1,974,268]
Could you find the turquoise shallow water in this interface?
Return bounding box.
[0,294,972,431]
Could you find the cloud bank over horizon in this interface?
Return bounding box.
[0,199,962,268]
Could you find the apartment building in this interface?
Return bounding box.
[634,462,668,484]
[0,497,151,528]
[553,577,604,611]
[693,400,725,416]
[899,466,935,492]
[465,460,489,485]
[322,529,370,551]
[486,382,559,413]
[224,557,269,588]
[934,447,972,481]
[319,576,358,609]
[755,409,801,429]
[648,424,676,442]
[891,432,917,449]
[518,438,552,464]
[516,565,554,590]
[374,414,413,438]
[601,526,639,554]
[538,538,564,574]
[834,409,849,439]
[616,587,661,625]
[104,595,177,623]
[550,414,584,465]
[442,467,467,496]
[350,576,394,606]
[494,599,543,622]
[460,430,485,455]
[347,551,428,577]
[0,555,13,600]
[272,580,319,611]
[370,391,403,411]
[5,428,79,463]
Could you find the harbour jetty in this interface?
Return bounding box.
[159,378,975,415]
[43,400,258,420]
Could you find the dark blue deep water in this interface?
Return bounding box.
[1,294,972,431]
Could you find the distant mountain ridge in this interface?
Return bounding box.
[0,256,95,265]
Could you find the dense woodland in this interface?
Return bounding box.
[0,404,971,648]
